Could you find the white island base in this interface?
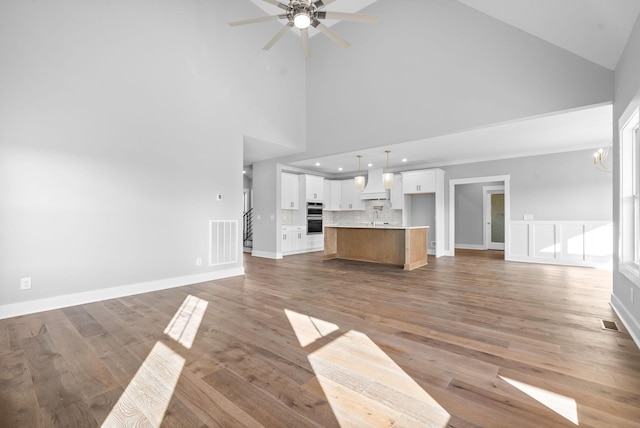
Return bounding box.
[323,225,429,270]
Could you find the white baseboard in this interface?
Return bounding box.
[610,293,640,350]
[0,267,245,320]
[455,244,486,250]
[507,255,609,268]
[251,250,282,259]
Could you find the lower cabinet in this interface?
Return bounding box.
[282,226,324,255]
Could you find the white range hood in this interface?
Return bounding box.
[360,169,389,200]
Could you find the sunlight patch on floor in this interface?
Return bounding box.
[102,342,185,427]
[104,295,208,427]
[499,375,579,425]
[285,309,451,427]
[284,308,339,347]
[163,294,209,349]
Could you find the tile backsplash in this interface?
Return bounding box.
[281,209,294,225]
[324,200,402,226]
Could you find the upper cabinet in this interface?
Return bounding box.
[281,173,300,210]
[341,179,365,211]
[402,170,436,194]
[323,179,364,211]
[324,180,342,211]
[302,174,324,202]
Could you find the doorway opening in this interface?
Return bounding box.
[448,175,510,258]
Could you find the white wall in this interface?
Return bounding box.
[293,0,613,161]
[612,14,640,345]
[251,160,282,259]
[0,0,304,315]
[444,149,612,220]
[441,149,611,254]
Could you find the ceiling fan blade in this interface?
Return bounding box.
[228,14,286,26]
[263,0,289,11]
[301,28,311,59]
[263,22,294,51]
[318,11,380,23]
[314,0,336,9]
[313,21,350,48]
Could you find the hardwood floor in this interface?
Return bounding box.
[1,250,640,427]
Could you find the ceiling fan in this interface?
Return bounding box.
[229,0,380,59]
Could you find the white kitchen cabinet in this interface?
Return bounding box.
[390,173,403,210]
[341,179,365,211]
[281,173,300,210]
[281,226,306,255]
[281,230,292,254]
[306,233,324,251]
[402,170,436,194]
[324,180,342,211]
[302,174,324,202]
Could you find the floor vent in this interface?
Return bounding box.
[600,320,621,332]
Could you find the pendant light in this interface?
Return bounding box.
[383,150,394,189]
[354,155,366,192]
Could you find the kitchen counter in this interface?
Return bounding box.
[323,225,429,270]
[324,224,426,230]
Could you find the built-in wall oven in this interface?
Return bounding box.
[306,202,323,235]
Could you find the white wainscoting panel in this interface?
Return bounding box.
[508,221,612,267]
[533,223,556,260]
[509,223,529,257]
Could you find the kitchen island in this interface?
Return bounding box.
[323,225,429,270]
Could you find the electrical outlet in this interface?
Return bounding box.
[431,241,436,248]
[20,277,31,290]
[216,194,222,201]
[196,258,202,266]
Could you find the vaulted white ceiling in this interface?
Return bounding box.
[242,0,640,171]
[456,0,640,70]
[248,0,639,69]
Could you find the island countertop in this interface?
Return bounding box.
[324,224,429,230]
[324,225,429,270]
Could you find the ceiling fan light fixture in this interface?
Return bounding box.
[229,1,380,58]
[293,12,311,29]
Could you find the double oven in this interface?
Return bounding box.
[306,202,324,235]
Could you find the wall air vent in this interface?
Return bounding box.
[209,220,238,266]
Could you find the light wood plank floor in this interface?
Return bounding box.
[1,250,640,427]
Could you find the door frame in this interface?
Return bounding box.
[483,186,505,250]
[448,175,511,258]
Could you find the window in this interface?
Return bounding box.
[620,107,640,284]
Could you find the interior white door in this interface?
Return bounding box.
[484,189,505,250]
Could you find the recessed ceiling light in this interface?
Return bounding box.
[242,170,246,174]
[315,162,321,166]
[368,163,373,167]
[338,167,343,171]
[402,158,408,163]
